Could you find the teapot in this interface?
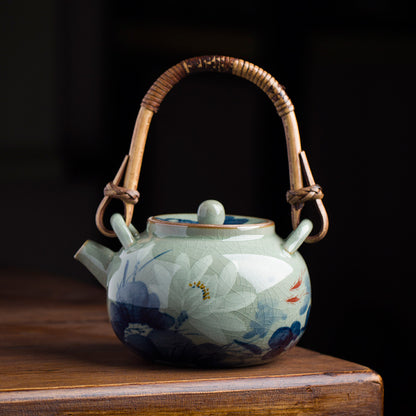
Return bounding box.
[75,56,328,368]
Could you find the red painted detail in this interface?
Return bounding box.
[286,296,300,303]
[290,275,303,290]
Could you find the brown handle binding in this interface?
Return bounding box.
[96,55,328,242]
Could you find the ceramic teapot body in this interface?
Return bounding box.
[76,201,313,367]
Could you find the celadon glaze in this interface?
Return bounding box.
[75,200,313,368]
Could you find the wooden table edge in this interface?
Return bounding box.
[0,368,383,404]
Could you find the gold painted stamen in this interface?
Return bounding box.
[189,281,210,301]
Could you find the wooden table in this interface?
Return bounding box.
[0,270,383,415]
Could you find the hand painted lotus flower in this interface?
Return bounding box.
[166,253,256,344]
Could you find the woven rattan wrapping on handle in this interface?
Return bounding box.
[142,56,294,118]
[96,55,328,242]
[142,56,234,112]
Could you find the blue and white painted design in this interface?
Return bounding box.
[108,249,310,367]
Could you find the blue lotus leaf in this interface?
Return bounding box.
[109,280,175,341]
[262,321,301,360]
[191,342,233,367]
[125,328,232,367]
[124,333,158,360]
[117,281,159,308]
[147,330,196,363]
[243,302,286,340]
[234,339,262,355]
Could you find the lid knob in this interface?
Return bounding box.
[197,200,225,225]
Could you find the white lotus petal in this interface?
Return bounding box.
[203,274,218,296]
[213,312,246,331]
[158,260,181,277]
[175,253,190,270]
[216,262,237,295]
[190,255,213,282]
[196,311,247,333]
[215,292,256,313]
[169,268,189,290]
[183,285,204,311]
[168,269,190,310]
[146,263,173,308]
[190,300,216,319]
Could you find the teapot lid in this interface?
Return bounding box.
[148,200,274,230]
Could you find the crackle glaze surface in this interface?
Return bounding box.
[106,216,311,368]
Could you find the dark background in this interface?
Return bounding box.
[1,1,414,413]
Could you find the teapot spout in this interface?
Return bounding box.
[74,240,114,288]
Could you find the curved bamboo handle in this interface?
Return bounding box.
[96,55,328,242]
